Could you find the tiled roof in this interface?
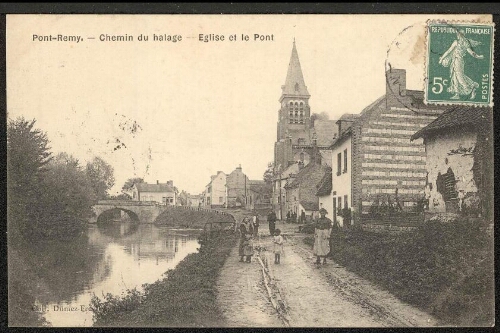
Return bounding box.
[337,113,359,122]
[301,201,319,211]
[316,168,332,197]
[136,183,174,193]
[411,106,492,140]
[313,119,338,146]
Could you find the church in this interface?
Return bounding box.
[272,41,337,220]
[273,41,337,170]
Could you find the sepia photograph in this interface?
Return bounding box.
[6,14,494,327]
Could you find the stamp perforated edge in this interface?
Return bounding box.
[423,19,495,108]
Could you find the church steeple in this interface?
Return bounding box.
[280,40,310,102]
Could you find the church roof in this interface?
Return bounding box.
[281,41,310,99]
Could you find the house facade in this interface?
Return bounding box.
[132,180,176,205]
[411,107,493,219]
[226,165,249,208]
[284,160,328,221]
[208,171,227,208]
[245,180,272,211]
[332,68,448,225]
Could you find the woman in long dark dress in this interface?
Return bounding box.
[239,217,253,262]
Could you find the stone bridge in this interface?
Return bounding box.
[90,200,170,224]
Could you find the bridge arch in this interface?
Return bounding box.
[96,208,140,224]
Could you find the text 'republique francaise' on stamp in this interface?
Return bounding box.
[425,20,494,107]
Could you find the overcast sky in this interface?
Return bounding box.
[7,14,489,195]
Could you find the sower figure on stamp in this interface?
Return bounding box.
[313,208,332,266]
[439,29,484,100]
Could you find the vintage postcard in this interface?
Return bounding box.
[6,14,494,328]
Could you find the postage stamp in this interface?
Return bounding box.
[425,21,495,106]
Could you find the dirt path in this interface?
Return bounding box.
[216,217,438,327]
[215,210,283,327]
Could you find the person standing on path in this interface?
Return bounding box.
[267,210,277,236]
[252,212,260,237]
[239,217,253,262]
[273,229,284,264]
[313,208,332,266]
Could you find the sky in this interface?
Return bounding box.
[6,14,490,195]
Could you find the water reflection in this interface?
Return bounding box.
[29,222,201,327]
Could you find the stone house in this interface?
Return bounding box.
[206,171,227,208]
[226,165,249,208]
[245,180,272,211]
[330,68,448,225]
[284,160,329,221]
[411,106,493,219]
[132,180,176,205]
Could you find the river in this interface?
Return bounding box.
[29,222,202,327]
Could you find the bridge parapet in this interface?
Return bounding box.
[96,200,159,206]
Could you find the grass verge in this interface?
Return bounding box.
[154,208,234,228]
[89,230,238,327]
[303,218,494,326]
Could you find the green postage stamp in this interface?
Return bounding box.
[425,21,494,106]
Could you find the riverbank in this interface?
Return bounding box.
[89,229,238,327]
[154,207,234,228]
[303,219,494,326]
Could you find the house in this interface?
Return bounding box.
[331,68,449,225]
[284,160,329,221]
[316,167,333,223]
[226,165,249,208]
[272,162,301,220]
[188,194,201,207]
[203,171,227,208]
[245,180,272,211]
[411,106,493,220]
[132,180,176,205]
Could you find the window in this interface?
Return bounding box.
[344,195,348,209]
[338,197,342,210]
[343,149,348,173]
[162,197,167,204]
[337,153,342,176]
[298,138,305,145]
[219,196,223,203]
[295,83,299,91]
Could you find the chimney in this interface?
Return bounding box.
[156,180,159,185]
[237,164,242,170]
[386,68,406,97]
[167,180,173,187]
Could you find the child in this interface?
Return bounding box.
[273,229,284,264]
[243,234,254,263]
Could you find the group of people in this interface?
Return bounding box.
[238,208,339,267]
[285,210,307,223]
[239,210,284,264]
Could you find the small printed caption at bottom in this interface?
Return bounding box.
[32,33,275,43]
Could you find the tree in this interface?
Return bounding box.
[263,162,275,184]
[86,157,115,200]
[122,177,144,191]
[109,193,132,200]
[7,117,52,238]
[310,112,330,127]
[36,153,96,238]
